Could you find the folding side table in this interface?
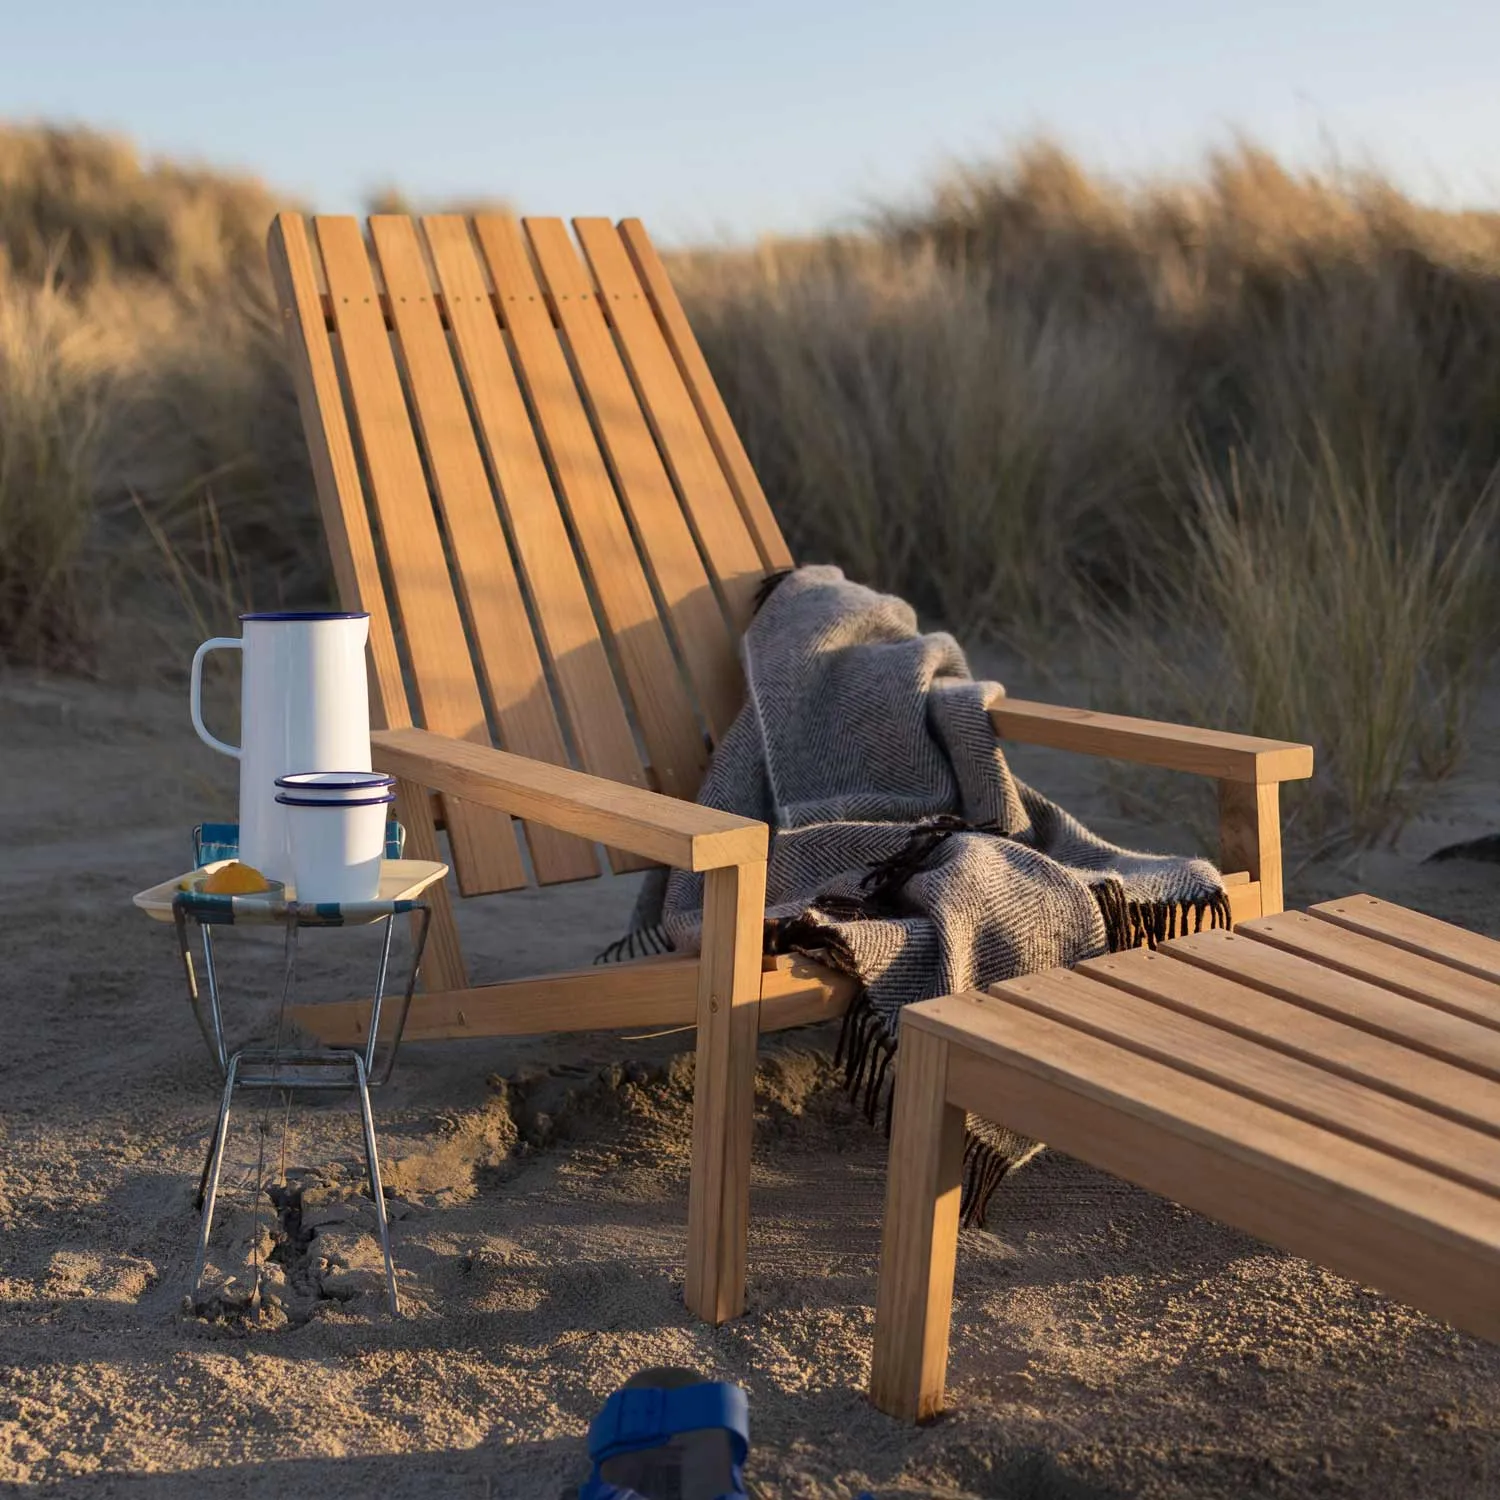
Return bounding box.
[133,822,447,1315]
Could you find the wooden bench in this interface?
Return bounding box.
[867,894,1500,1422]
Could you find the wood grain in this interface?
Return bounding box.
[992,966,1500,1196]
[574,217,766,635]
[420,213,653,872]
[868,1022,964,1422]
[371,725,766,872]
[1164,930,1500,1080]
[1220,779,1283,915]
[990,697,1314,785]
[370,215,597,885]
[1309,895,1500,985]
[617,218,794,573]
[1226,879,1263,927]
[391,777,466,992]
[471,213,708,801]
[917,994,1500,1338]
[286,950,855,1045]
[686,860,767,1323]
[526,217,743,741]
[315,215,525,894]
[1080,947,1500,1138]
[265,215,408,733]
[1239,910,1500,1032]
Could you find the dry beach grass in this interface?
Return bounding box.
[2,125,1500,1495]
[3,127,1499,840]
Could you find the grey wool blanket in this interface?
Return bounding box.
[607,566,1230,1222]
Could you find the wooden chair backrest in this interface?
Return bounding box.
[268,213,792,895]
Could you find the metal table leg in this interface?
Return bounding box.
[191,1051,242,1302]
[353,1052,399,1315]
[177,897,429,1317]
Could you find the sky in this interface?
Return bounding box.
[6,0,1500,245]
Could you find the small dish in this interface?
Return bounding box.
[176,869,287,900]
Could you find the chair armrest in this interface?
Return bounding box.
[988,698,1314,785]
[372,727,767,872]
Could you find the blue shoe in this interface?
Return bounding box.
[580,1367,749,1500]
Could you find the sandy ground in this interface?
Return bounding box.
[2,660,1499,1499]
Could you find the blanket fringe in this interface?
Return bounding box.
[593,922,677,964]
[833,880,1232,1227]
[961,1131,1047,1228]
[1093,884,1234,954]
[835,988,1039,1226]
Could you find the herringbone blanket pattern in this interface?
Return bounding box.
[614,567,1230,1219]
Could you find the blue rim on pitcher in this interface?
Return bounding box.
[240,610,370,622]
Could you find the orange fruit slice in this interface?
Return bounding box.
[200,861,272,895]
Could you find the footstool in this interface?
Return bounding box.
[867,895,1500,1421]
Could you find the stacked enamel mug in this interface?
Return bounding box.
[273,771,396,904]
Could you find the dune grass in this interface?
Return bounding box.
[1,125,1497,845]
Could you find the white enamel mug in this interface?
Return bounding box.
[189,611,372,881]
[277,790,394,905]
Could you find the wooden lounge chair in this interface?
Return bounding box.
[266,211,1314,1324]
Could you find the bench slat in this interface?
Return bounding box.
[1079,948,1500,1139]
[1309,894,1500,985]
[1240,910,1500,1032]
[991,968,1500,1198]
[1164,930,1500,1081]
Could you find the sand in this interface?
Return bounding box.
[2,661,1499,1499]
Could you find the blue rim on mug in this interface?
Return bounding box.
[275,792,396,808]
[240,610,370,622]
[275,771,395,790]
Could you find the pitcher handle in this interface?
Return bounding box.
[190,638,242,759]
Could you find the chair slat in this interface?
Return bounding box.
[1080,948,1500,1139]
[471,214,708,801]
[315,216,526,894]
[1240,910,1500,1033]
[1310,895,1500,984]
[1166,929,1500,1081]
[265,216,408,732]
[420,215,654,874]
[369,216,597,886]
[574,218,766,636]
[992,968,1500,1199]
[617,219,794,573]
[525,217,743,742]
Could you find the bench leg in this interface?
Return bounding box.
[685,860,767,1324]
[869,1023,965,1422]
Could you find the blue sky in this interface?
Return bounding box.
[7,1,1499,244]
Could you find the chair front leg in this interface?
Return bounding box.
[685,859,767,1324]
[1218,779,1284,916]
[391,776,467,991]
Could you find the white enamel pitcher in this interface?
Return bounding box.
[190,611,373,881]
